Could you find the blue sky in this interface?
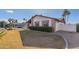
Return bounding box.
[0,9,79,24]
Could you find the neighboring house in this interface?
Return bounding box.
[15,23,26,28]
[26,15,65,30]
[15,22,30,30]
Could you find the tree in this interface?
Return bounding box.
[13,19,18,28]
[23,18,27,22]
[15,19,18,23]
[8,18,13,29]
[0,21,7,28]
[62,9,70,24]
[8,18,18,29]
[23,18,26,20]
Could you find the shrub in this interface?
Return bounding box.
[29,26,54,32]
[76,24,79,32]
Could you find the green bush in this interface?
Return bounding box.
[76,24,79,32]
[29,26,54,32]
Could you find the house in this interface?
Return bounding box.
[15,22,26,28]
[27,15,65,26]
[25,15,76,32]
[27,15,65,29]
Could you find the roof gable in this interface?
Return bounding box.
[27,15,65,23]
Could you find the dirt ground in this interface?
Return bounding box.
[0,29,23,48]
[20,30,65,49]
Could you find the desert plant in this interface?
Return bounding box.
[0,31,6,39]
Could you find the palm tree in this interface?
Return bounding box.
[62,9,70,24]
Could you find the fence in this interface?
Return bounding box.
[55,23,76,32]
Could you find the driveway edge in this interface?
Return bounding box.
[63,36,68,49]
[55,34,68,49]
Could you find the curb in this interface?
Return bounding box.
[63,36,68,49]
[56,34,68,49]
[53,33,68,49]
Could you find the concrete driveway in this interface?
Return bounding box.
[20,30,65,49]
[55,31,79,49]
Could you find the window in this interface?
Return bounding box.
[35,21,39,26]
[42,20,49,27]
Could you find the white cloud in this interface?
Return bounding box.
[32,9,44,15]
[6,10,14,13]
[32,9,50,15]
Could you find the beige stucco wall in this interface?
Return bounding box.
[32,16,52,27]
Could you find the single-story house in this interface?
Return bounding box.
[27,15,65,26]
[27,15,65,28]
[25,15,76,32]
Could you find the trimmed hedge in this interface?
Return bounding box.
[28,26,54,32]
